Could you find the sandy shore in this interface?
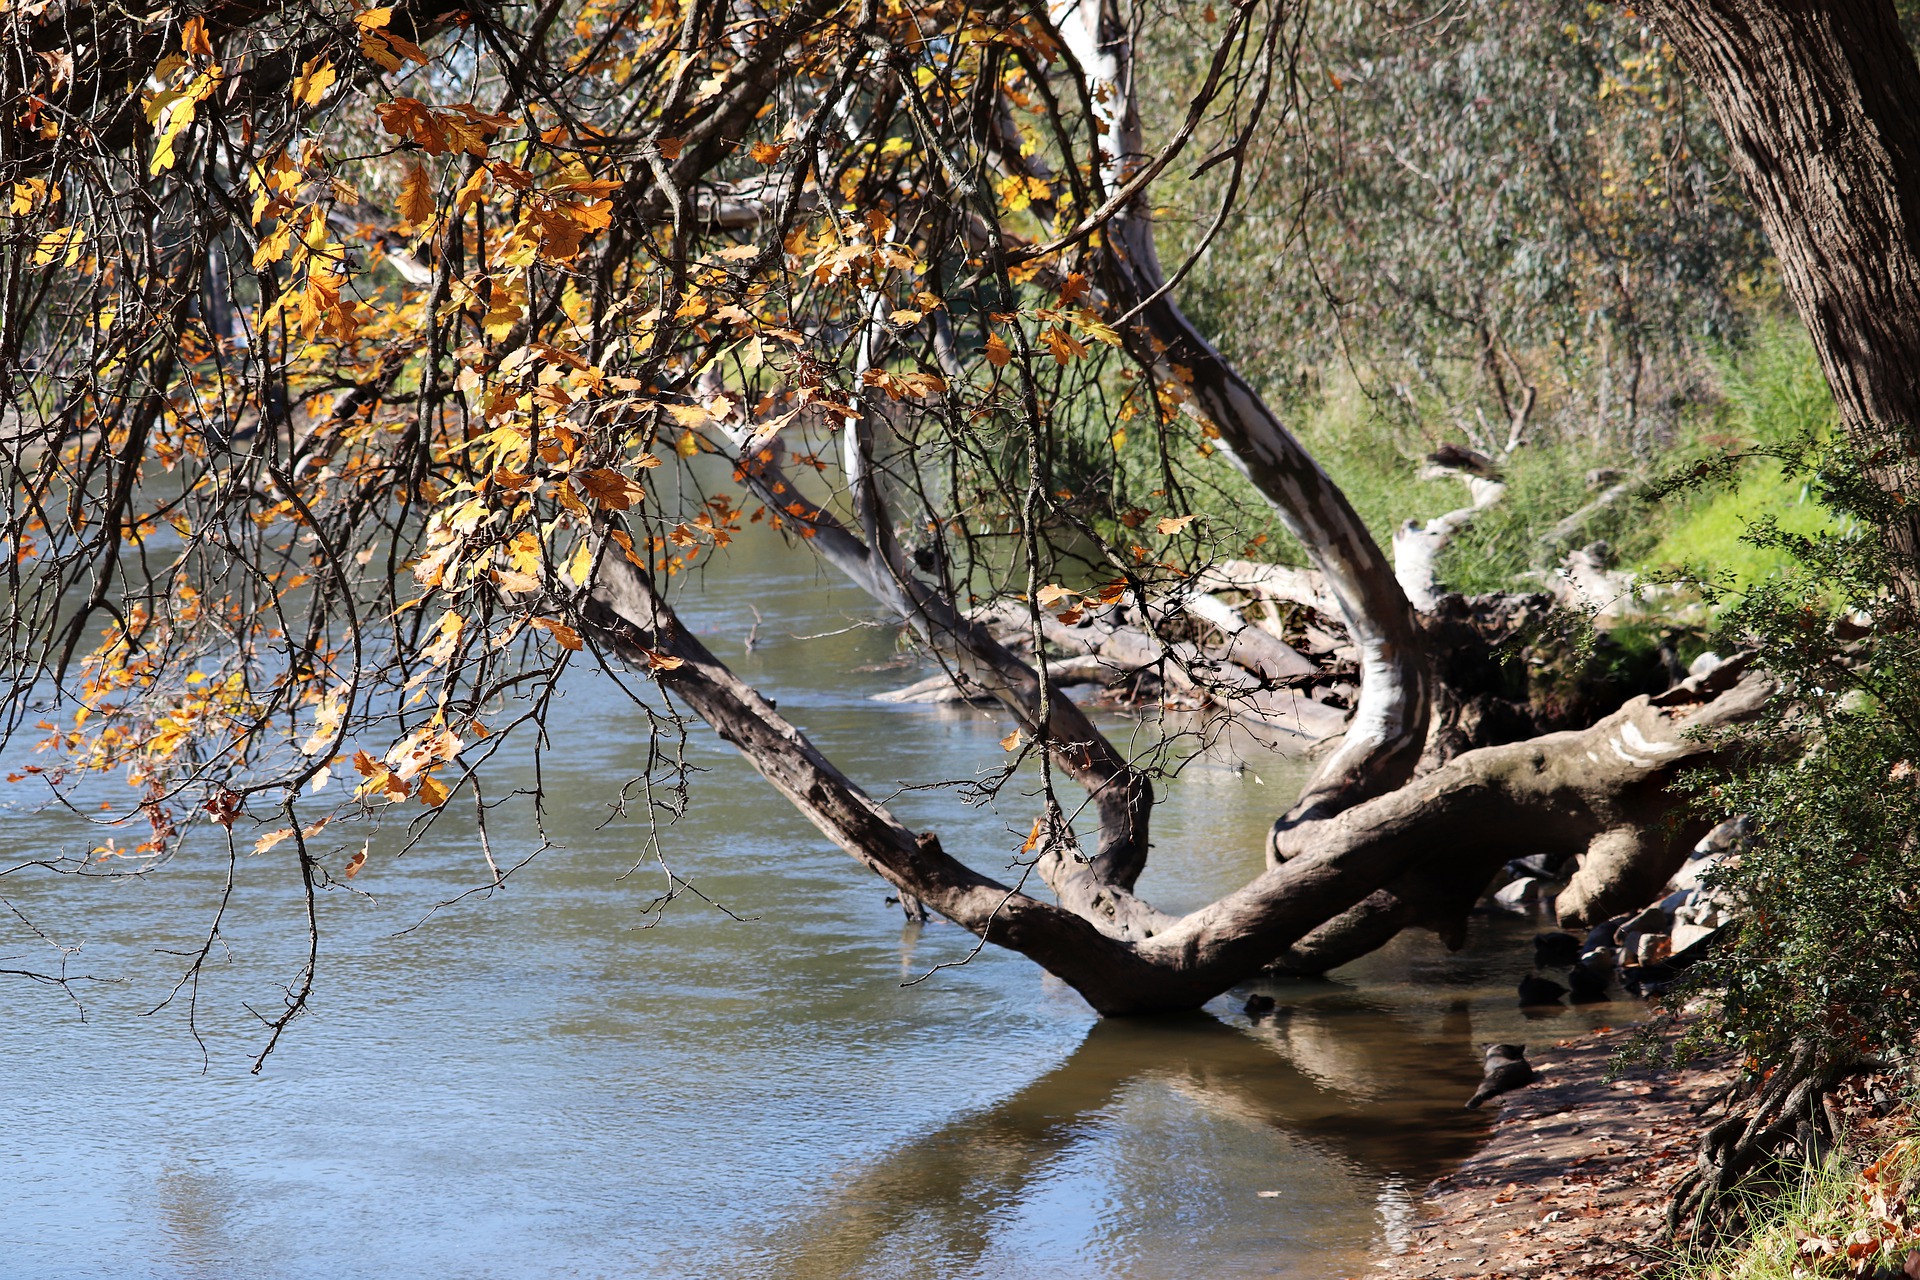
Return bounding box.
[1393,1026,1734,1280]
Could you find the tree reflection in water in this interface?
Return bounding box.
[760,997,1491,1279]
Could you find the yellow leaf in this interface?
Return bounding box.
[252,219,292,268]
[361,25,427,71]
[565,538,595,585]
[890,308,923,326]
[665,402,711,427]
[31,226,80,267]
[291,55,337,106]
[717,243,759,261]
[491,567,540,592]
[983,333,1011,368]
[528,616,583,650]
[355,6,394,28]
[1021,817,1043,853]
[643,650,685,671]
[1156,514,1197,535]
[609,529,645,567]
[181,15,212,55]
[1110,428,1128,450]
[995,173,1051,214]
[1035,583,1073,607]
[10,178,49,215]
[416,774,449,807]
[1075,311,1123,347]
[397,162,435,231]
[675,429,701,458]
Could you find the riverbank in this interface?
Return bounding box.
[1393,1024,1735,1280]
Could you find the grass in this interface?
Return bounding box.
[1057,306,1841,604]
[1666,1125,1920,1279]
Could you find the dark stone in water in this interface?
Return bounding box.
[1533,931,1582,967]
[1585,916,1628,951]
[1621,962,1677,997]
[1243,994,1277,1016]
[1517,974,1568,1006]
[1567,959,1610,1002]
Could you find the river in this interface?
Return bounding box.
[0,524,1629,1278]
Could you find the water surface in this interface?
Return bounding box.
[0,531,1628,1278]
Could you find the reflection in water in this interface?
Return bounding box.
[764,1004,1489,1279]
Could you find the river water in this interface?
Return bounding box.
[0,526,1631,1279]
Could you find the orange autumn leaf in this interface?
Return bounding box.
[983,333,1012,368]
[1155,514,1197,535]
[748,140,788,165]
[528,616,583,650]
[343,848,369,878]
[181,15,212,55]
[579,468,646,511]
[1041,326,1088,365]
[397,163,434,230]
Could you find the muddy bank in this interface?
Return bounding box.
[1389,1026,1734,1279]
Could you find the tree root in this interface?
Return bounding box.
[1667,1041,1858,1244]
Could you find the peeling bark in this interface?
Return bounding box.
[1055,0,1432,822]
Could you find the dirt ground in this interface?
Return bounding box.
[1392,1025,1736,1280]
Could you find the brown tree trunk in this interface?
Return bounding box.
[1643,0,1920,588]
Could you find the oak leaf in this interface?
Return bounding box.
[292,57,336,107]
[397,163,435,230]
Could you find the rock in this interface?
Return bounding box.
[1518,974,1568,1006]
[1467,1043,1537,1109]
[1618,903,1674,938]
[1667,850,1722,893]
[1243,993,1276,1016]
[1693,815,1752,858]
[1669,923,1716,954]
[1534,931,1583,967]
[1567,959,1610,1002]
[1621,962,1677,997]
[1584,917,1627,951]
[1687,651,1724,680]
[1658,887,1695,913]
[1634,933,1672,965]
[1580,945,1618,972]
[1506,852,1567,879]
[1494,877,1542,910]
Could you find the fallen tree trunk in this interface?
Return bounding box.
[586,550,1772,1009]
[1267,657,1774,974]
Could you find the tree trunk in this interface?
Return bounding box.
[1643,0,1920,590]
[1055,0,1433,823]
